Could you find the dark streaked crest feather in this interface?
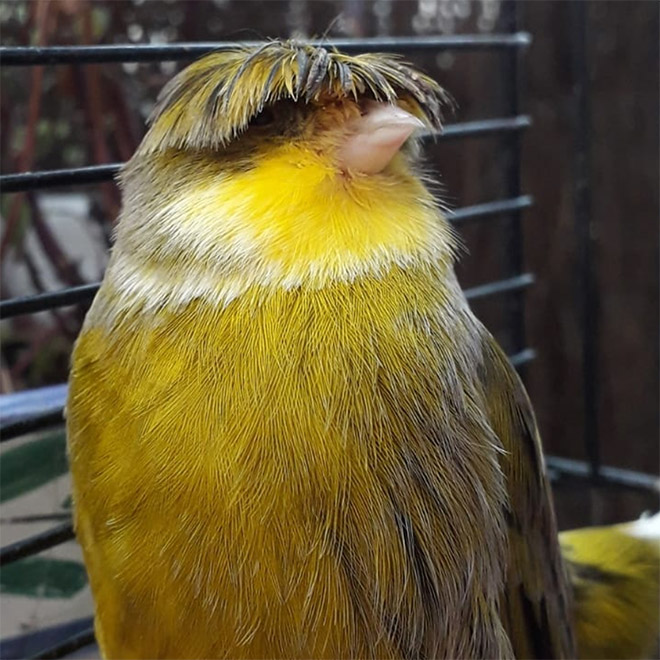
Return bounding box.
[295,48,311,98]
[334,58,354,97]
[222,41,275,110]
[304,47,331,100]
[138,40,451,155]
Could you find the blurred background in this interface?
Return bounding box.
[1,0,658,655]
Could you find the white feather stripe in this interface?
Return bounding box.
[102,242,447,317]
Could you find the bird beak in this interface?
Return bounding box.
[338,102,425,175]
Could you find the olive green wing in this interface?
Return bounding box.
[479,335,576,659]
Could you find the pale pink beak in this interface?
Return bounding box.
[338,103,425,175]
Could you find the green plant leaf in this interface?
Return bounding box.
[0,432,68,502]
[0,557,88,598]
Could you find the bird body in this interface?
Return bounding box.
[67,42,573,658]
[70,265,510,659]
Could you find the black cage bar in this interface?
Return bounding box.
[0,13,657,660]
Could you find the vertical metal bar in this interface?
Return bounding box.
[570,0,600,479]
[500,0,527,365]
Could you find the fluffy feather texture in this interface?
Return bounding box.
[68,41,574,658]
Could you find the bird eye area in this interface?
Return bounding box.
[249,107,276,127]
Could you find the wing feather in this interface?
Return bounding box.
[479,336,576,659]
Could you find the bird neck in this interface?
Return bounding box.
[105,146,456,313]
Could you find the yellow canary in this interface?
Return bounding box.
[560,513,660,659]
[67,42,574,658]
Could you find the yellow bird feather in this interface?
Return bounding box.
[561,514,660,659]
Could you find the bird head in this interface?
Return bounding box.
[136,40,449,175]
[109,41,455,312]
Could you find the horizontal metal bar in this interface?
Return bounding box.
[0,383,67,442]
[31,626,95,660]
[508,347,536,367]
[449,195,533,224]
[0,117,531,194]
[0,163,121,193]
[1,408,64,442]
[0,523,74,566]
[438,115,531,139]
[464,273,534,301]
[0,283,99,319]
[0,34,532,66]
[1,512,73,524]
[0,383,68,426]
[0,616,94,660]
[546,456,660,492]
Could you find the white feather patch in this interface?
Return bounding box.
[100,181,451,315]
[623,511,660,541]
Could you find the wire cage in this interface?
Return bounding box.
[0,2,657,658]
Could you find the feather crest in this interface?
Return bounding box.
[139,40,451,154]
